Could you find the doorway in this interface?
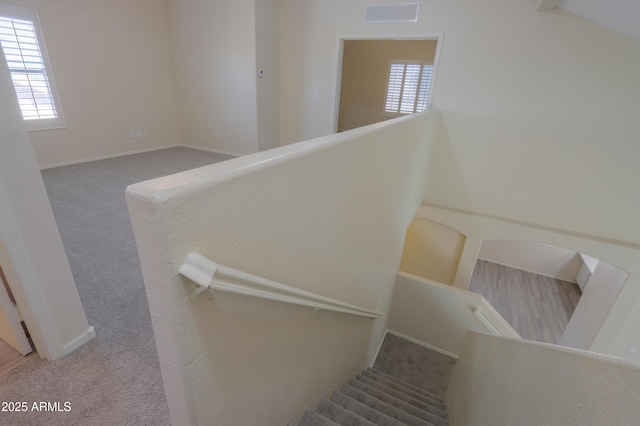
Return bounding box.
[469,239,627,350]
[335,37,441,133]
[0,261,32,375]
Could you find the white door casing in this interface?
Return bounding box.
[0,248,32,355]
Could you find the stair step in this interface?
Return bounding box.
[366,368,444,403]
[348,380,447,426]
[298,409,341,426]
[330,391,416,426]
[316,399,377,426]
[355,374,446,412]
[360,370,446,410]
[341,385,438,426]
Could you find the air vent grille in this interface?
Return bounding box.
[365,3,420,23]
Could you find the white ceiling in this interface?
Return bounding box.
[553,0,640,43]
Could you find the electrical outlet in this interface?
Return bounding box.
[129,130,135,138]
[258,69,264,78]
[136,130,142,138]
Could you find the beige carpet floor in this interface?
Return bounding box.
[0,147,233,426]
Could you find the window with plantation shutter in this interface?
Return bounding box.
[384,61,433,116]
[0,6,65,131]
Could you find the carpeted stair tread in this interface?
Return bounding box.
[366,368,444,403]
[355,374,446,413]
[360,370,446,410]
[341,384,438,426]
[330,391,418,426]
[316,399,378,426]
[348,380,447,426]
[298,409,341,426]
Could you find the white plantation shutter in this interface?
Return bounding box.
[384,63,404,112]
[384,61,434,115]
[0,6,64,130]
[416,65,433,112]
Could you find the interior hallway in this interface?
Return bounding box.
[469,259,582,345]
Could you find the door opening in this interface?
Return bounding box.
[0,261,33,375]
[335,36,442,133]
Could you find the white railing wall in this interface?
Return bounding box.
[388,272,520,358]
[446,331,640,425]
[126,111,440,426]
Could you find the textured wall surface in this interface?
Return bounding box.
[447,331,640,426]
[127,112,438,425]
[389,273,519,357]
[0,46,92,359]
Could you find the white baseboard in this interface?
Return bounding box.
[63,326,96,356]
[386,329,458,359]
[39,145,181,170]
[40,144,242,170]
[180,144,242,158]
[477,257,578,284]
[370,331,388,368]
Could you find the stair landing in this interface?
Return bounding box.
[373,333,456,399]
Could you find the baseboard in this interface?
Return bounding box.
[386,329,458,359]
[370,330,388,368]
[179,144,242,158]
[39,145,181,170]
[63,326,96,356]
[477,257,578,284]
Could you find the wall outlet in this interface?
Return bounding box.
[258,69,264,78]
[136,130,142,138]
[129,130,135,138]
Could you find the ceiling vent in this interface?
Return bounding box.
[365,3,420,23]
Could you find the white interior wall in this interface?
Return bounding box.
[446,331,640,426]
[255,0,281,151]
[278,0,640,363]
[1,0,181,168]
[559,261,628,351]
[478,239,582,282]
[0,49,93,360]
[164,0,258,155]
[280,0,640,245]
[126,112,438,425]
[388,273,520,358]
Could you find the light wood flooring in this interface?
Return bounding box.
[0,339,30,376]
[469,259,582,345]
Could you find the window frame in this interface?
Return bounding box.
[0,4,65,131]
[382,60,434,118]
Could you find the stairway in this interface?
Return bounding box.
[289,367,448,426]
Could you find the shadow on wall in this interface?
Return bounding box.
[399,217,465,285]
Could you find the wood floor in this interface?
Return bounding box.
[0,339,29,376]
[469,259,582,345]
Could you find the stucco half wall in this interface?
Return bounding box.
[446,331,640,425]
[126,111,439,425]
